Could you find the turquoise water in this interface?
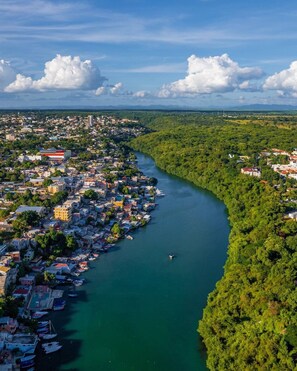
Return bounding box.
[38,152,229,371]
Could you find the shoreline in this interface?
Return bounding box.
[35,151,228,371]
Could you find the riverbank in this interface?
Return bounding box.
[37,152,229,370]
[131,120,297,370]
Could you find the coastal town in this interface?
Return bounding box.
[1,111,297,370]
[0,112,163,370]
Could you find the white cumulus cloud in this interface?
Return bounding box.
[133,90,151,98]
[158,54,263,97]
[95,82,124,96]
[263,61,297,97]
[95,86,106,96]
[109,82,123,94]
[0,60,17,90]
[5,54,106,93]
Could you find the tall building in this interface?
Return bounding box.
[54,205,72,221]
[88,115,93,128]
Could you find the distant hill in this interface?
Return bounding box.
[2,103,297,112]
[229,104,297,111]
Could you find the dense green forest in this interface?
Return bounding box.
[130,113,297,370]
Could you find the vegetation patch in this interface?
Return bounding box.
[131,113,297,370]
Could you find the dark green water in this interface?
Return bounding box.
[39,152,229,371]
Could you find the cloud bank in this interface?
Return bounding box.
[263,61,297,97]
[4,52,297,106]
[5,54,106,92]
[158,54,263,97]
[0,60,16,90]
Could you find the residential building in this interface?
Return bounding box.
[48,182,66,194]
[5,134,16,141]
[0,266,18,296]
[54,205,72,221]
[23,248,35,262]
[0,317,18,334]
[15,205,45,216]
[19,275,35,286]
[40,148,71,160]
[241,167,261,178]
[18,154,42,163]
[12,285,32,302]
[29,178,44,186]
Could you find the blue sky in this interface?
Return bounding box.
[1,0,297,108]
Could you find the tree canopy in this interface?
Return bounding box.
[131,114,297,370]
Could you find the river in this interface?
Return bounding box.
[38,152,229,371]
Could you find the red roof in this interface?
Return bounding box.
[14,288,30,295]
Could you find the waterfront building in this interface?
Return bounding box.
[12,285,32,302]
[5,334,39,353]
[19,275,35,286]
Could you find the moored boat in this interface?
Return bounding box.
[39,333,57,340]
[39,320,57,340]
[20,359,35,369]
[42,341,59,348]
[156,189,165,197]
[32,311,48,319]
[53,298,66,311]
[20,354,36,363]
[44,344,62,354]
[68,291,78,298]
[42,341,62,354]
[73,279,84,287]
[36,327,49,334]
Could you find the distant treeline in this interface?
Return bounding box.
[130,115,297,370]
